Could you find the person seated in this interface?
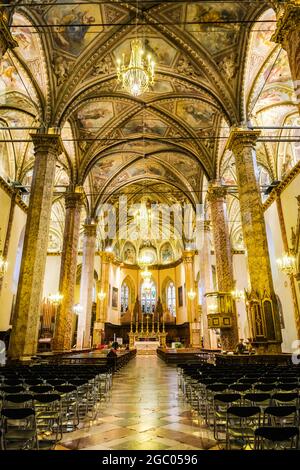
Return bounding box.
[235,339,246,354]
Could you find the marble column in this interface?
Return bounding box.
[207,181,239,350]
[52,190,83,352]
[8,133,63,360]
[199,221,213,349]
[0,9,18,59]
[77,222,97,349]
[272,1,300,113]
[182,250,200,348]
[93,251,114,346]
[227,128,282,352]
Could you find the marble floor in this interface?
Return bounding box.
[59,355,219,451]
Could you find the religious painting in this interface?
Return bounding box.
[178,286,183,307]
[186,3,246,55]
[177,101,215,129]
[139,247,157,265]
[78,102,114,135]
[160,243,174,264]
[122,117,167,137]
[112,287,118,309]
[45,0,102,56]
[123,242,136,265]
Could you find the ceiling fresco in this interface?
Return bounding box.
[0,3,299,258]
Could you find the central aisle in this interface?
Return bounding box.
[61,355,217,450]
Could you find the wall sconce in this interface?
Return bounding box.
[276,253,296,275]
[187,289,196,300]
[98,291,106,301]
[231,289,245,302]
[48,293,63,304]
[73,304,83,315]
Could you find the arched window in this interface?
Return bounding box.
[167,282,176,316]
[121,282,129,313]
[141,281,156,314]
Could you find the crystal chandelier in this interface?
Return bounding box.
[48,293,63,304]
[116,39,155,97]
[276,253,296,275]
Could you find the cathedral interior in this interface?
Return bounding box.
[0,0,300,452]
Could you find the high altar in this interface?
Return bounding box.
[129,297,167,352]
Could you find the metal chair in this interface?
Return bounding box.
[254,426,299,450]
[226,406,261,449]
[1,408,38,450]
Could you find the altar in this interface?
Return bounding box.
[134,340,160,355]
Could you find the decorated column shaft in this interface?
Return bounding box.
[227,128,282,351]
[8,133,62,359]
[93,251,114,346]
[199,221,212,349]
[77,222,97,349]
[207,181,239,350]
[182,250,200,347]
[52,190,83,351]
[272,1,300,113]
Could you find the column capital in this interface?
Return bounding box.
[30,132,64,156]
[65,189,84,210]
[182,250,195,263]
[207,180,227,202]
[83,222,97,237]
[271,1,300,46]
[226,128,261,154]
[100,251,115,263]
[0,12,18,57]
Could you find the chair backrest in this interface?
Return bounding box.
[255,426,299,450]
[227,405,260,418]
[214,393,241,404]
[29,385,53,394]
[272,392,298,404]
[1,407,35,419]
[0,386,25,394]
[244,392,271,405]
[4,393,33,405]
[33,393,61,404]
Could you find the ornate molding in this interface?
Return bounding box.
[271,1,300,46]
[30,132,64,157]
[0,11,18,57]
[207,180,227,202]
[263,159,300,210]
[226,128,261,154]
[0,176,28,213]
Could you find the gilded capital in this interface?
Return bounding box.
[271,1,300,46]
[207,180,227,202]
[30,132,64,157]
[226,128,261,155]
[100,251,115,263]
[83,223,97,238]
[182,250,195,263]
[65,191,84,210]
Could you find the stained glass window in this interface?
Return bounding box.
[121,282,129,313]
[141,281,156,314]
[167,282,176,316]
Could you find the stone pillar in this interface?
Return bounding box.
[8,133,63,360]
[77,222,97,349]
[0,9,18,59]
[52,190,83,352]
[207,180,239,350]
[93,251,114,346]
[182,250,200,347]
[227,128,282,352]
[272,1,300,112]
[199,221,212,349]
[0,191,17,294]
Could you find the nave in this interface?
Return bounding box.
[60,356,217,451]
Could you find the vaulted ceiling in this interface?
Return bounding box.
[0,1,298,255]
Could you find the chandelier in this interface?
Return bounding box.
[98,291,106,301]
[116,39,155,97]
[48,293,63,304]
[187,289,196,301]
[276,253,296,275]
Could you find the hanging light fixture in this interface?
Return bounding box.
[98,291,107,301]
[116,0,155,97]
[48,293,63,304]
[0,231,8,279]
[276,253,296,275]
[116,39,155,97]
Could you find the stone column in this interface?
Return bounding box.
[227,128,282,352]
[0,190,17,294]
[182,250,200,347]
[52,190,83,352]
[199,221,213,349]
[207,181,239,350]
[93,251,114,346]
[272,1,300,112]
[8,133,63,360]
[77,222,97,349]
[0,9,18,59]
